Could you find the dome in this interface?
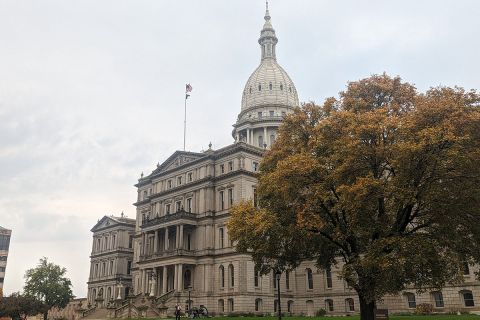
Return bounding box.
[241,59,299,111]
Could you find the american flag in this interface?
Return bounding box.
[186,83,193,92]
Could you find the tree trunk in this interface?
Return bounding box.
[43,311,48,320]
[359,294,376,320]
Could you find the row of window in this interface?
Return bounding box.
[0,235,11,251]
[248,83,294,93]
[252,268,333,291]
[219,161,234,174]
[94,233,118,252]
[141,172,196,200]
[405,290,475,308]
[218,188,234,211]
[92,260,131,278]
[219,264,235,288]
[0,256,7,261]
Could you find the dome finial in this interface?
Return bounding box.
[265,1,270,20]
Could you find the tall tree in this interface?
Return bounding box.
[24,257,73,320]
[0,292,46,320]
[228,74,480,320]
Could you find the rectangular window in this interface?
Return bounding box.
[326,268,333,288]
[220,164,225,174]
[463,262,470,275]
[0,235,10,250]
[253,188,258,207]
[219,228,224,248]
[128,236,133,248]
[273,271,277,288]
[407,293,416,308]
[464,292,475,307]
[286,271,290,290]
[127,261,132,275]
[228,188,233,206]
[0,267,5,272]
[228,161,233,171]
[220,191,225,210]
[254,270,259,287]
[0,256,7,261]
[269,110,274,117]
[0,277,3,283]
[253,162,258,172]
[175,201,182,212]
[109,261,113,275]
[433,292,444,308]
[177,176,182,185]
[188,172,193,182]
[258,111,262,118]
[167,180,172,189]
[112,235,116,248]
[186,198,192,212]
[281,111,286,117]
[166,204,171,215]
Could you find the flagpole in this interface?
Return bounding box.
[184,90,187,151]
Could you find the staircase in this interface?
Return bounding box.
[82,307,108,320]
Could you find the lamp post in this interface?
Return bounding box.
[276,271,282,320]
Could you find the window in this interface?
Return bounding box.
[287,300,294,314]
[269,82,273,90]
[218,299,224,313]
[254,269,260,287]
[270,134,275,144]
[255,298,263,312]
[102,262,106,276]
[273,270,277,289]
[463,261,470,275]
[143,190,147,199]
[281,111,286,117]
[253,187,258,207]
[165,204,171,215]
[249,87,252,94]
[286,271,290,290]
[405,292,416,308]
[258,111,262,118]
[306,268,313,290]
[94,264,98,277]
[274,300,279,313]
[463,291,475,307]
[167,180,172,189]
[270,110,274,117]
[229,264,235,287]
[258,135,264,147]
[109,261,113,275]
[112,235,116,248]
[253,162,258,172]
[258,84,261,91]
[0,267,5,272]
[127,261,132,275]
[219,228,224,248]
[228,298,234,312]
[326,268,333,288]
[177,176,182,185]
[345,298,355,312]
[0,256,7,261]
[220,164,225,174]
[325,299,334,312]
[97,238,101,251]
[186,198,192,212]
[228,188,233,206]
[228,161,233,171]
[219,266,225,288]
[175,201,182,212]
[128,235,133,248]
[188,172,193,182]
[280,83,283,91]
[432,291,444,308]
[289,86,292,93]
[220,191,225,210]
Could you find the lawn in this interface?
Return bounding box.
[129,315,480,320]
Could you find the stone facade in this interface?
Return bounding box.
[0,226,11,292]
[87,215,136,307]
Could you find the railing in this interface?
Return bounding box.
[139,249,195,261]
[154,290,176,306]
[82,305,97,318]
[91,246,134,256]
[141,210,197,228]
[235,115,285,126]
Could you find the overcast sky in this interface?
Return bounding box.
[1,0,479,298]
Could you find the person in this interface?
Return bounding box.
[175,303,182,320]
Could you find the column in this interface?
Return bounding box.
[141,233,146,255]
[154,230,158,253]
[165,227,169,250]
[178,264,183,291]
[162,266,168,294]
[175,226,180,249]
[141,269,146,294]
[264,127,267,147]
[174,265,178,291]
[246,129,250,144]
[179,225,184,249]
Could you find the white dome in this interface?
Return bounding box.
[241,58,299,111]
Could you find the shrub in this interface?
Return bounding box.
[315,308,327,316]
[415,303,433,315]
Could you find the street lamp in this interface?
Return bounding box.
[276,271,282,320]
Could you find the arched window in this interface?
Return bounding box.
[306,268,313,290]
[219,265,225,288]
[269,82,273,90]
[326,268,333,288]
[345,298,355,312]
[218,299,224,313]
[228,264,235,287]
[98,288,104,298]
[184,269,192,289]
[405,292,416,308]
[287,300,294,314]
[255,298,263,312]
[461,290,475,307]
[325,299,334,312]
[431,291,444,308]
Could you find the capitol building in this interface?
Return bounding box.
[84,3,480,318]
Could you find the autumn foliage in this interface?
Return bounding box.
[228,74,480,320]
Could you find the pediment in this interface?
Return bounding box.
[91,216,119,232]
[153,151,206,174]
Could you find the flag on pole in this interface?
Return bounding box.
[185,84,193,99]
